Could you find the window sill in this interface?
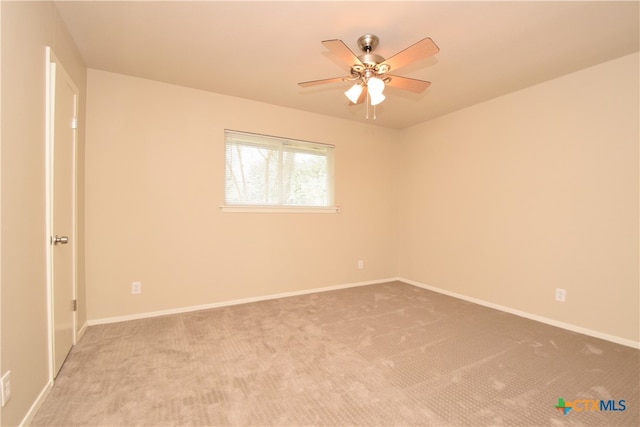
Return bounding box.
[220,205,340,214]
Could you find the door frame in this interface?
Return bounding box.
[45,46,79,381]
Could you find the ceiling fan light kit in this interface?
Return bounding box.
[299,34,440,120]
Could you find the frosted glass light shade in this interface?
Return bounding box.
[369,92,385,106]
[344,84,363,103]
[367,77,385,105]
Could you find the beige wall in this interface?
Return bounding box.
[398,53,639,343]
[0,1,86,425]
[85,69,399,320]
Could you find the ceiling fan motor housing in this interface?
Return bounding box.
[352,35,389,83]
[358,53,385,67]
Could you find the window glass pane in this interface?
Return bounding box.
[224,130,334,207]
[287,151,328,205]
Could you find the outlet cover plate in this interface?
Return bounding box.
[131,281,142,295]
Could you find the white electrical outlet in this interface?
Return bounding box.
[131,281,142,295]
[1,371,11,407]
[555,288,566,302]
[358,260,364,269]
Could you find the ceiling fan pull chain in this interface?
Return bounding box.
[366,91,370,120]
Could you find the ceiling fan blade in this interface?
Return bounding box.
[385,75,431,93]
[349,86,368,105]
[380,37,439,72]
[298,77,346,87]
[322,39,364,68]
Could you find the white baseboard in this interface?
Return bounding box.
[88,278,397,326]
[400,277,640,349]
[76,321,88,342]
[19,380,52,427]
[87,276,639,349]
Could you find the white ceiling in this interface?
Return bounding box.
[54,1,639,129]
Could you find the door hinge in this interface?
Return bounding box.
[72,299,77,312]
[71,117,78,129]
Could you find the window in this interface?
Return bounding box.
[224,130,335,211]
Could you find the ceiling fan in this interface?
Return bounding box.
[298,34,440,118]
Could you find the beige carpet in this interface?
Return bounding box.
[32,281,638,426]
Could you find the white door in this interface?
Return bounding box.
[49,54,78,377]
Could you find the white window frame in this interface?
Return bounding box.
[222,130,338,213]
